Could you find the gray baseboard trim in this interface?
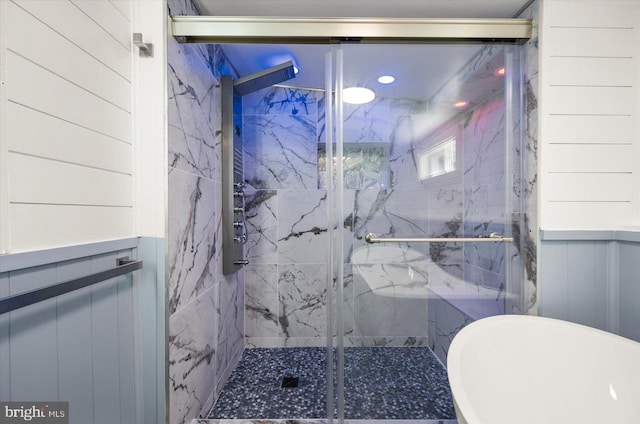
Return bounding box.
[540,229,640,243]
[539,229,615,241]
[616,230,640,243]
[0,237,140,273]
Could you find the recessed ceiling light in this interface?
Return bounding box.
[377,75,395,84]
[454,101,468,108]
[343,87,375,104]
[494,67,506,76]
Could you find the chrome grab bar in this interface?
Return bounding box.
[364,232,513,244]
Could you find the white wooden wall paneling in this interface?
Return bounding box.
[70,0,132,50]
[546,114,633,144]
[546,86,633,115]
[546,144,632,173]
[547,27,633,57]
[6,52,131,142]
[10,204,133,252]
[0,0,9,253]
[8,154,132,206]
[7,2,131,112]
[540,0,639,229]
[13,0,131,80]
[543,202,635,229]
[2,0,135,251]
[544,1,638,27]
[6,103,132,175]
[546,173,633,202]
[110,0,132,23]
[546,56,634,87]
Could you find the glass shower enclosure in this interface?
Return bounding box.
[326,42,526,420]
[171,14,530,423]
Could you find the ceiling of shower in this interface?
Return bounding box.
[220,43,486,102]
[195,0,530,102]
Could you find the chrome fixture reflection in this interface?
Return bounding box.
[364,232,513,243]
[233,60,296,96]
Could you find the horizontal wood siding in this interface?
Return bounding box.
[1,0,133,252]
[10,204,133,252]
[540,0,640,229]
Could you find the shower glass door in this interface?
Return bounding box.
[210,38,525,423]
[330,42,525,421]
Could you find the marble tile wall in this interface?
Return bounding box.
[428,294,474,366]
[167,1,244,423]
[243,87,330,348]
[461,93,508,300]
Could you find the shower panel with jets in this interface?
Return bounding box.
[221,61,296,274]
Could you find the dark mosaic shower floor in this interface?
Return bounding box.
[207,347,456,420]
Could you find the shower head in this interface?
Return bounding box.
[233,60,296,96]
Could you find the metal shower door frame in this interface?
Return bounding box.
[171,15,532,423]
[171,16,532,44]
